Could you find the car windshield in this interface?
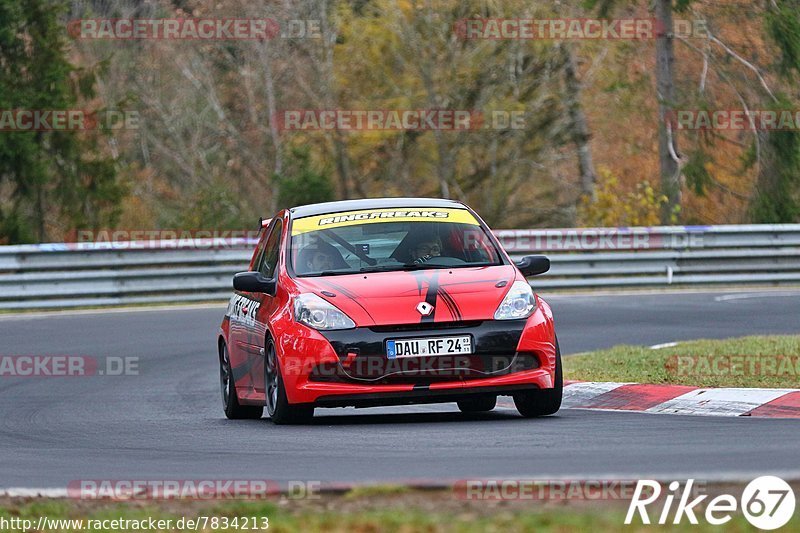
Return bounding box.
[289,207,503,276]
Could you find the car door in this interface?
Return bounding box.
[227,218,280,398]
[247,217,284,395]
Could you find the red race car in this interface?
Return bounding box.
[218,198,560,424]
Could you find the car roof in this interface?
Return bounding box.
[288,197,468,218]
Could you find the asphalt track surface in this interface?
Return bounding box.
[1,289,799,487]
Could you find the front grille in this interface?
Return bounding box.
[368,321,482,333]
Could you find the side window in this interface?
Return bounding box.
[249,232,269,271]
[257,219,283,278]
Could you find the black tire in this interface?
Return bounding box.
[513,338,563,417]
[265,337,314,425]
[220,343,263,420]
[457,396,497,413]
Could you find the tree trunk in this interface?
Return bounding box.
[319,0,350,200]
[655,0,681,223]
[333,133,351,199]
[750,130,799,223]
[560,43,597,200]
[259,44,282,214]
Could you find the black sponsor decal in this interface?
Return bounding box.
[318,210,449,226]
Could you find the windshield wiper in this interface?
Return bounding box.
[301,270,361,277]
[359,263,442,273]
[302,263,460,277]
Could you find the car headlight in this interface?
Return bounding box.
[294,293,356,330]
[493,280,536,320]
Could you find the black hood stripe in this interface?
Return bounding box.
[419,271,439,323]
[317,279,376,322]
[437,287,462,321]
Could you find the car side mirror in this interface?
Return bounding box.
[514,255,550,277]
[233,271,277,295]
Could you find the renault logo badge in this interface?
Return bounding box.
[416,302,434,316]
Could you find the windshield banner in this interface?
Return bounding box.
[291,208,480,235]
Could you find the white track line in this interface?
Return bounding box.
[714,291,800,302]
[649,342,679,350]
[0,488,69,498]
[542,287,800,299]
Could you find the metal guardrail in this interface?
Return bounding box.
[1,224,799,309]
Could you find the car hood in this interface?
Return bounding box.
[293,265,518,326]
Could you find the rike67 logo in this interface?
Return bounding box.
[626,476,795,529]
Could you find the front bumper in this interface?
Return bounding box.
[277,303,557,406]
[316,319,534,384]
[314,384,543,408]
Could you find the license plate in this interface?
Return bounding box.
[386,335,472,359]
